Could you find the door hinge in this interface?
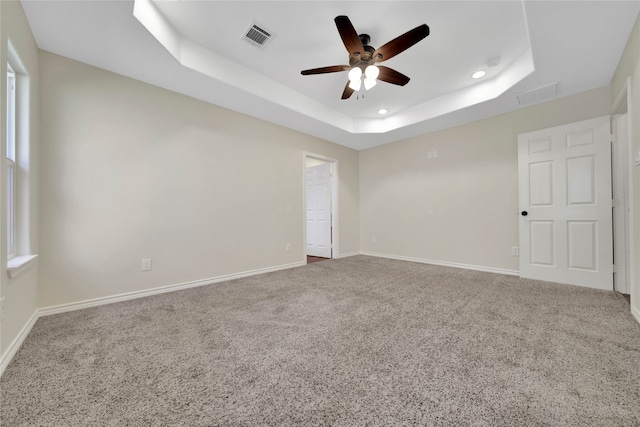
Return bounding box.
[613,264,619,273]
[612,199,620,207]
[611,133,617,143]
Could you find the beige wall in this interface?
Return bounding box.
[611,13,640,320]
[38,51,359,308]
[0,0,40,357]
[359,86,611,272]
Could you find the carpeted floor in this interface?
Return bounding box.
[2,255,639,426]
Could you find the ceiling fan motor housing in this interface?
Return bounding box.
[350,35,378,68]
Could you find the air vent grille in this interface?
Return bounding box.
[242,22,273,49]
[516,82,558,105]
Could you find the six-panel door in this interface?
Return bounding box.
[518,116,613,290]
[306,164,332,258]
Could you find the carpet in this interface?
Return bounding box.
[1,255,639,426]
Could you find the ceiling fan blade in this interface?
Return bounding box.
[341,81,355,99]
[373,24,430,62]
[301,65,349,75]
[377,66,410,86]
[335,15,364,57]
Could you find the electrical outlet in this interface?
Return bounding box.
[141,258,152,272]
[511,247,519,256]
[0,297,6,321]
[432,150,438,158]
[285,243,291,252]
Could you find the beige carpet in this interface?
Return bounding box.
[2,255,639,426]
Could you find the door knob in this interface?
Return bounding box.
[521,211,528,216]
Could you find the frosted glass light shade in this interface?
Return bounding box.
[348,67,362,83]
[348,79,362,91]
[365,65,379,79]
[363,77,377,90]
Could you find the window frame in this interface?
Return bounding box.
[6,63,16,260]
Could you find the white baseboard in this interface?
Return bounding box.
[0,309,39,377]
[632,304,640,326]
[335,251,359,259]
[360,251,520,276]
[39,261,306,318]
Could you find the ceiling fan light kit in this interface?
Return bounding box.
[348,65,380,91]
[301,15,430,100]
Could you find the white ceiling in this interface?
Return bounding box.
[21,0,640,150]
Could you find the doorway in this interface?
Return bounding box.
[303,153,338,264]
[611,80,633,296]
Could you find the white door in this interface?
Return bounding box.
[518,116,613,290]
[306,164,332,258]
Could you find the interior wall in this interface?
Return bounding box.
[611,12,640,321]
[0,0,40,357]
[359,86,611,273]
[38,51,359,308]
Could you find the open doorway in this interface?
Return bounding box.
[611,78,633,296]
[303,153,338,264]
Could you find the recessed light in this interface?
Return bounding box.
[378,108,388,115]
[472,70,486,79]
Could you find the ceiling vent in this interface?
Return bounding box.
[242,22,274,49]
[516,82,558,105]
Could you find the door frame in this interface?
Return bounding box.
[303,152,339,261]
[611,78,634,296]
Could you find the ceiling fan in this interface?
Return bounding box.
[301,16,430,100]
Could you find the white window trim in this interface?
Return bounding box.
[6,159,15,259]
[7,64,16,260]
[7,254,38,279]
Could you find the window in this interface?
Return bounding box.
[6,64,16,259]
[5,48,37,277]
